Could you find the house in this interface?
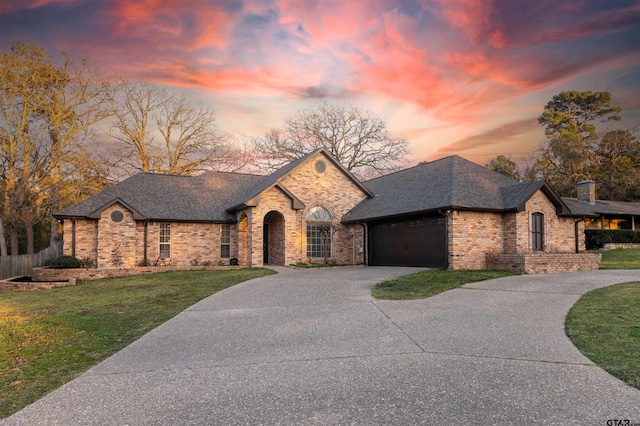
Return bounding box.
[562,180,640,231]
[54,149,602,273]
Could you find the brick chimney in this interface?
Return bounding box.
[577,180,596,205]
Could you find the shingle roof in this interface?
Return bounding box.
[55,148,372,222]
[562,198,640,217]
[342,155,570,222]
[55,171,264,222]
[58,153,618,225]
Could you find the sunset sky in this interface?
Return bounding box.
[1,0,639,166]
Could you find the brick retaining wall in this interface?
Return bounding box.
[486,252,601,274]
[32,265,243,282]
[0,276,77,293]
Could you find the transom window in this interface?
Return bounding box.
[306,207,332,259]
[220,224,231,258]
[159,223,171,258]
[532,212,544,251]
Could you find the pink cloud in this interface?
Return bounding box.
[434,118,540,155]
[3,0,637,166]
[106,0,232,50]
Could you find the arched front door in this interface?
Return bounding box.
[263,211,285,265]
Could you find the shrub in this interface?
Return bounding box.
[80,257,95,268]
[585,229,640,250]
[47,255,84,269]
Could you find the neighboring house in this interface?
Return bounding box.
[54,149,602,273]
[562,180,640,231]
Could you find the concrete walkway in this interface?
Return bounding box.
[4,267,640,425]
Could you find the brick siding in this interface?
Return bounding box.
[449,190,587,270]
[242,152,368,267]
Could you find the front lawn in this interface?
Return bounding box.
[565,282,640,389]
[599,248,640,269]
[372,269,519,300]
[0,268,275,418]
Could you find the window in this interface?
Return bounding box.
[110,210,123,223]
[220,224,231,258]
[306,207,332,259]
[532,213,544,251]
[159,223,171,258]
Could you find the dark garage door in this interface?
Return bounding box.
[368,216,447,268]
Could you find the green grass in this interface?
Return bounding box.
[599,248,640,269]
[372,270,519,300]
[0,268,275,418]
[565,282,640,389]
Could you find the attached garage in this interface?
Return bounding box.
[368,215,447,268]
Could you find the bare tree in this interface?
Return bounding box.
[252,102,409,178]
[107,81,242,175]
[38,51,110,245]
[0,43,50,254]
[1,43,110,253]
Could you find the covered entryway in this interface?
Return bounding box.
[263,211,285,265]
[368,215,447,267]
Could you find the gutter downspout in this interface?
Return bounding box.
[143,220,148,264]
[438,209,450,270]
[574,218,585,253]
[71,218,76,258]
[360,223,367,266]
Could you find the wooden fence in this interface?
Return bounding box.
[0,242,63,280]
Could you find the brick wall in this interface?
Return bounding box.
[144,221,235,267]
[486,252,601,274]
[522,191,582,252]
[449,211,503,270]
[448,190,586,270]
[279,152,367,266]
[245,152,368,267]
[97,204,137,267]
[63,218,98,263]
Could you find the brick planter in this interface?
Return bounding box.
[0,276,76,293]
[32,265,243,282]
[486,252,602,274]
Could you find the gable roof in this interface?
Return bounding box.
[342,155,571,222]
[225,148,373,211]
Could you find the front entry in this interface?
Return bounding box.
[263,211,285,265]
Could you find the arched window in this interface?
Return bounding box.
[532,212,544,251]
[306,207,332,259]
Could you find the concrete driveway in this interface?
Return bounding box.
[3,267,640,425]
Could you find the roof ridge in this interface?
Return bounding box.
[199,169,266,178]
[365,155,463,184]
